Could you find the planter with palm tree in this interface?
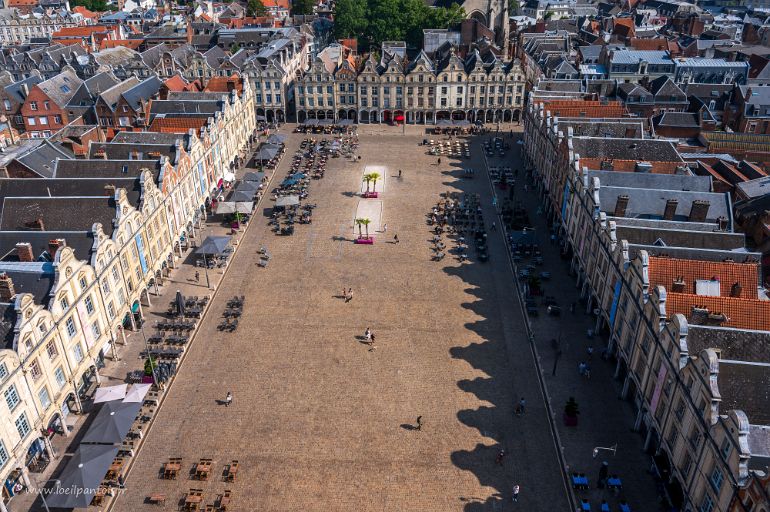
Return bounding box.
[362,172,380,198]
[354,217,374,244]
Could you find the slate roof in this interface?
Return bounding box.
[653,112,700,128]
[717,361,770,424]
[687,326,770,365]
[98,76,140,110]
[610,50,673,65]
[601,186,730,223]
[616,224,746,250]
[121,75,162,111]
[37,69,82,108]
[585,170,711,192]
[54,159,161,181]
[149,100,221,115]
[0,178,140,205]
[13,141,74,179]
[0,196,117,235]
[0,230,94,262]
[111,131,184,145]
[0,261,55,306]
[4,75,42,104]
[571,137,682,162]
[649,75,686,99]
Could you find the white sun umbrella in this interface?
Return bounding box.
[123,383,152,403]
[92,383,128,404]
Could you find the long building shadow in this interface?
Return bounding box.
[431,134,570,511]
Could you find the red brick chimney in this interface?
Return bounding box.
[0,273,15,302]
[48,239,65,258]
[15,243,33,262]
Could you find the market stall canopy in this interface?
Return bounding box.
[122,383,151,403]
[93,384,128,404]
[196,235,232,255]
[254,144,279,161]
[275,195,300,207]
[290,172,306,179]
[266,133,286,144]
[222,171,236,182]
[235,181,259,192]
[228,190,253,202]
[45,444,120,508]
[281,177,299,187]
[243,171,265,182]
[81,401,143,445]
[216,202,253,214]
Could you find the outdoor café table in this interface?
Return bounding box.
[600,503,610,512]
[92,486,107,506]
[607,476,622,489]
[580,499,591,511]
[572,474,589,489]
[195,460,212,480]
[184,490,204,510]
[163,461,180,479]
[619,503,631,512]
[225,461,239,482]
[106,458,124,480]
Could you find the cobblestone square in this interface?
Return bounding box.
[112,126,569,512]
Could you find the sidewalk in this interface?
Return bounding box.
[14,133,282,512]
[485,130,658,511]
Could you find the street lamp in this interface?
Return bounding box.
[39,478,60,512]
[592,444,617,458]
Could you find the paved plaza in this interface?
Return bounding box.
[110,126,571,511]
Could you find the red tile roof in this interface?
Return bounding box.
[629,37,670,51]
[539,100,628,118]
[649,256,759,299]
[203,75,243,94]
[72,5,99,18]
[163,75,189,92]
[666,292,770,331]
[148,117,208,134]
[100,39,142,50]
[53,25,117,37]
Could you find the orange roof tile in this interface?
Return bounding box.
[629,38,670,51]
[72,5,99,17]
[163,75,189,92]
[148,117,208,134]
[54,25,117,37]
[100,39,142,50]
[203,74,243,94]
[539,100,628,118]
[649,256,759,299]
[666,292,770,331]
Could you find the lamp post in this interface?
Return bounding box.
[39,478,61,512]
[202,252,211,290]
[139,321,156,386]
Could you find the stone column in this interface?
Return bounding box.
[19,466,31,488]
[43,436,56,460]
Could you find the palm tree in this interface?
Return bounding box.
[369,172,381,193]
[355,218,365,238]
[361,218,371,239]
[362,174,372,193]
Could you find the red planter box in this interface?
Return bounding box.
[362,192,379,198]
[355,237,374,244]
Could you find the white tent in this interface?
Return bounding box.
[216,202,254,214]
[222,171,236,182]
[92,384,128,404]
[123,383,152,403]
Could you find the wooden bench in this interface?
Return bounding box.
[224,461,239,482]
[218,490,232,511]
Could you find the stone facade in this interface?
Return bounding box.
[0,79,256,509]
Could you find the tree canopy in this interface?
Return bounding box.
[291,0,316,15]
[70,0,109,11]
[247,0,267,16]
[334,0,465,51]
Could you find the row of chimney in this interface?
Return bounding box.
[613,195,712,223]
[14,239,65,263]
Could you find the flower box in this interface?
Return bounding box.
[355,237,374,244]
[362,192,379,198]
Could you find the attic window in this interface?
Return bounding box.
[652,238,667,247]
[60,85,70,93]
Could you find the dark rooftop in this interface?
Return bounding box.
[0,197,117,235]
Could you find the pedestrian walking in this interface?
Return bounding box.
[519,397,526,414]
[491,221,496,231]
[225,391,232,407]
[415,415,423,431]
[496,448,506,465]
[365,327,371,341]
[587,346,594,358]
[570,302,576,314]
[398,169,402,178]
[347,288,353,302]
[383,223,388,233]
[342,288,347,300]
[370,332,375,344]
[512,484,520,502]
[394,234,399,244]
[578,361,587,376]
[438,157,441,164]
[194,271,200,283]
[598,461,609,488]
